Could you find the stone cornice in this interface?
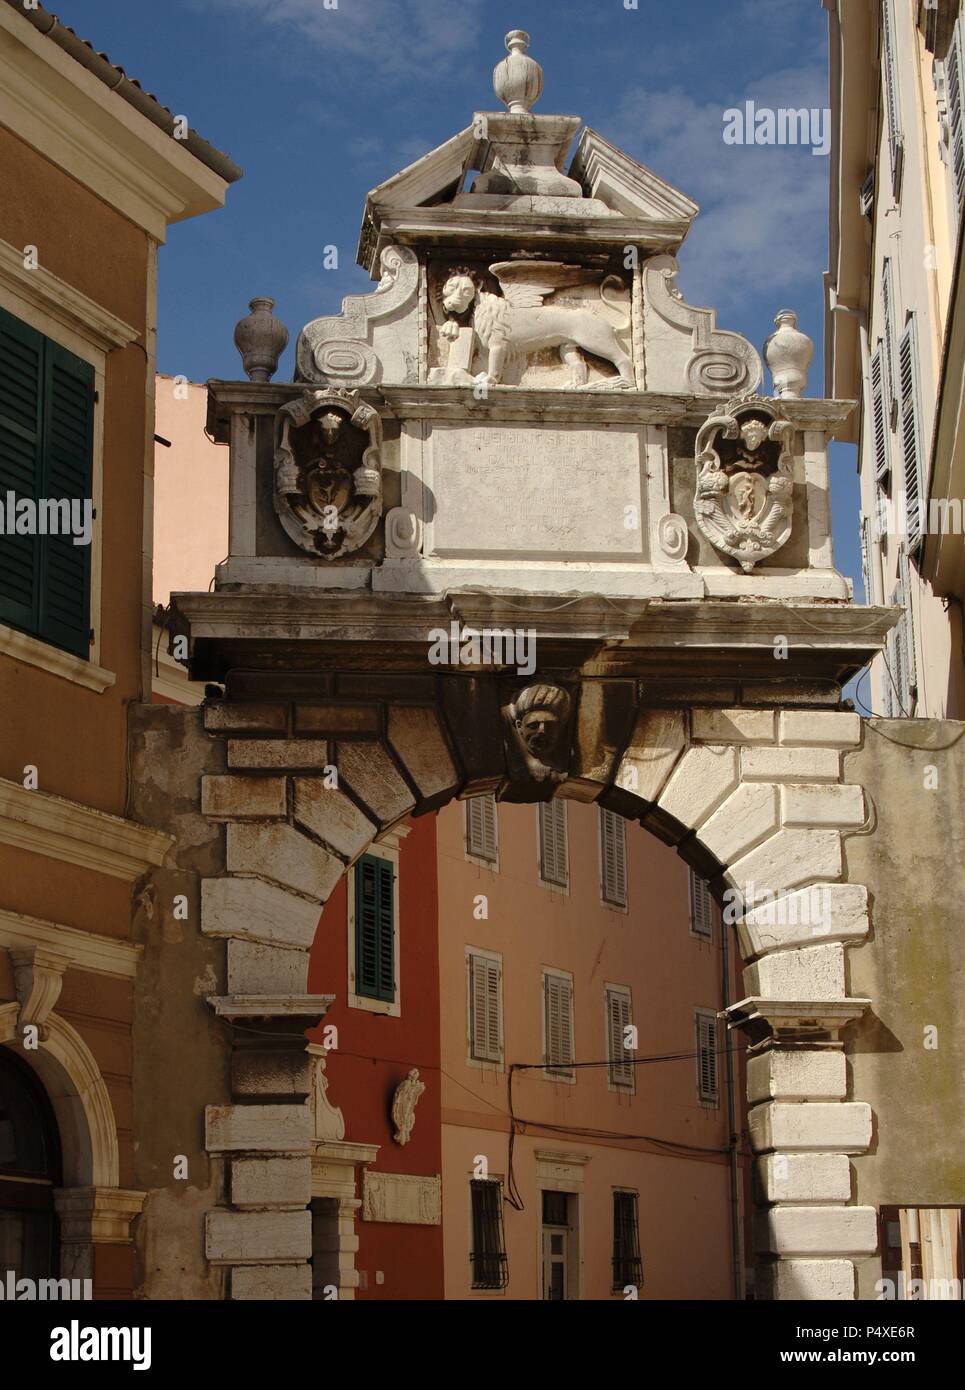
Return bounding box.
[0,907,141,979]
[0,779,173,881]
[0,239,139,353]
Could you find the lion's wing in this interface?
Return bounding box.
[489,260,588,308]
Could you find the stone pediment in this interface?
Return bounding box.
[568,127,698,232]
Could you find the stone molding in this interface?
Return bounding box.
[0,777,173,881]
[0,236,139,352]
[0,621,116,694]
[0,909,141,979]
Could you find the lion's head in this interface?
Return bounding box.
[441,272,477,316]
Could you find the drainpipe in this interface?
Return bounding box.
[720,910,743,1301]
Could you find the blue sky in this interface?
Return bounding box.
[50,0,863,599]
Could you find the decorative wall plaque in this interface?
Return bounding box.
[693,395,795,572]
[273,388,383,557]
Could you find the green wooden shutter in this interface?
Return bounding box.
[0,308,44,633]
[0,307,93,657]
[355,853,395,1002]
[40,341,94,656]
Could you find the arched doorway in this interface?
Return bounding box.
[0,1046,62,1281]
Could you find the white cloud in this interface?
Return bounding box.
[605,63,829,312]
[201,0,484,81]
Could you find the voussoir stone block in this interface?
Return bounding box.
[227,939,309,995]
[205,1209,312,1265]
[230,1155,312,1210]
[748,1101,872,1154]
[743,942,846,1001]
[335,742,415,826]
[757,1260,855,1301]
[202,775,287,821]
[729,828,842,898]
[202,876,321,949]
[738,882,869,957]
[755,1205,877,1256]
[747,1049,846,1104]
[657,743,739,829]
[698,782,779,865]
[387,707,459,804]
[205,702,287,735]
[293,780,377,862]
[756,1152,852,1203]
[779,710,861,747]
[231,1264,313,1300]
[782,783,865,828]
[294,703,379,736]
[229,739,329,769]
[613,709,687,803]
[742,745,841,782]
[227,823,344,902]
[205,1103,311,1154]
[692,708,775,743]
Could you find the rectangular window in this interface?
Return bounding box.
[468,949,502,1064]
[538,799,569,888]
[543,970,575,1079]
[898,316,926,553]
[354,853,395,1003]
[886,551,917,717]
[946,19,965,213]
[882,0,904,197]
[466,794,498,864]
[605,984,634,1089]
[612,1191,643,1292]
[689,869,713,939]
[881,261,898,419]
[599,807,627,909]
[470,1179,508,1290]
[0,306,94,658]
[695,1009,720,1105]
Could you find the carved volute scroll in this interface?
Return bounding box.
[693,394,796,572]
[273,388,383,557]
[295,244,419,386]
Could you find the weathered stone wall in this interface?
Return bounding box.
[127,704,231,1299]
[842,718,965,1298]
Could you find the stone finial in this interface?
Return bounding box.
[493,30,542,113]
[764,309,814,399]
[234,296,289,383]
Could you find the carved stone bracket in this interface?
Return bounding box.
[10,946,71,1041]
[307,1043,346,1143]
[644,254,763,395]
[295,245,419,386]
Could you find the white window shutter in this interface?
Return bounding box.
[882,0,904,197]
[881,262,898,416]
[898,318,926,552]
[600,808,627,908]
[860,517,872,605]
[467,795,498,862]
[870,346,891,483]
[470,952,501,1062]
[947,18,965,210]
[689,870,713,938]
[696,1012,719,1103]
[606,987,633,1087]
[539,800,569,887]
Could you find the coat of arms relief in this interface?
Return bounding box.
[428,258,635,390]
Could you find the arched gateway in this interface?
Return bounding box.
[157,33,896,1299]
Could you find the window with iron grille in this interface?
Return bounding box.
[695,1009,719,1105]
[689,869,713,939]
[605,985,634,1088]
[354,853,395,1002]
[612,1191,643,1292]
[599,807,627,909]
[543,970,575,1079]
[538,799,569,888]
[468,949,502,1064]
[466,794,498,864]
[470,1179,508,1289]
[0,307,94,659]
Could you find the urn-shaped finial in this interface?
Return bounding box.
[493,30,542,114]
[764,309,814,398]
[234,296,289,383]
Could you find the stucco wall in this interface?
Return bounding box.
[843,717,965,1298]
